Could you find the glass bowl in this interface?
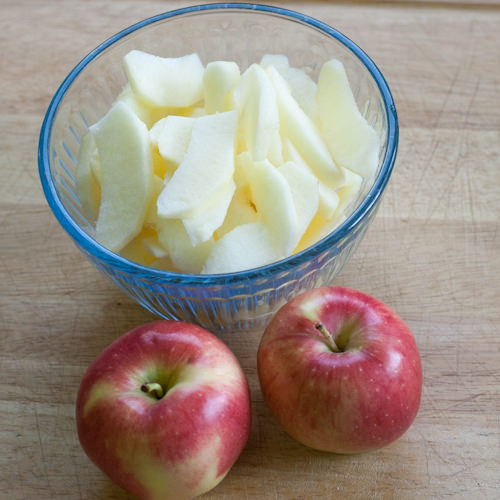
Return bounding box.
[38,3,398,332]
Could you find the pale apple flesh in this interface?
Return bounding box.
[77,321,251,500]
[257,287,422,454]
[76,51,381,273]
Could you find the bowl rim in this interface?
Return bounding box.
[38,2,398,287]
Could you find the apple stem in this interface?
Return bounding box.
[141,382,164,400]
[315,322,341,353]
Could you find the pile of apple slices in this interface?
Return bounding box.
[76,50,380,274]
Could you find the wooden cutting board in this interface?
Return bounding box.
[1,1,499,498]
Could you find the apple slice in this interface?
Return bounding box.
[143,174,165,228]
[281,65,318,122]
[282,138,339,219]
[202,222,280,274]
[278,161,319,244]
[157,110,237,219]
[214,183,258,240]
[235,64,279,161]
[317,184,340,220]
[240,154,298,256]
[261,54,317,121]
[116,84,174,129]
[266,65,343,187]
[203,61,241,114]
[156,218,213,273]
[150,116,195,166]
[115,84,153,127]
[336,166,363,216]
[267,130,284,166]
[123,50,204,108]
[90,101,152,253]
[182,179,236,246]
[317,59,380,178]
[76,132,101,222]
[294,213,345,254]
[260,54,289,71]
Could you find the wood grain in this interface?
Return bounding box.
[1,1,499,499]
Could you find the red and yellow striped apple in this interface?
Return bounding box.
[257,287,422,454]
[76,321,251,500]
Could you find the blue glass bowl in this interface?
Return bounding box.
[38,3,398,332]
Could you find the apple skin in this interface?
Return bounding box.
[76,321,251,500]
[257,287,422,454]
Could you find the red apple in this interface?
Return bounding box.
[76,321,251,500]
[257,287,422,454]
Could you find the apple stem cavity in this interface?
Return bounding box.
[141,382,165,400]
[315,322,341,353]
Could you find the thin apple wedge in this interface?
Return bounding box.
[214,184,258,240]
[150,115,195,166]
[90,101,152,253]
[115,84,154,127]
[203,61,241,114]
[260,54,289,71]
[203,222,280,274]
[143,174,165,228]
[261,54,318,121]
[281,65,318,122]
[336,166,364,216]
[115,84,173,129]
[267,130,284,166]
[182,179,236,246]
[317,59,380,178]
[157,110,237,219]
[156,218,213,274]
[123,50,204,108]
[240,154,298,256]
[282,138,339,219]
[234,64,279,161]
[266,65,344,188]
[294,213,345,254]
[278,161,319,244]
[76,132,101,222]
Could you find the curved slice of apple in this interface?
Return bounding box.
[156,110,237,219]
[156,218,213,274]
[115,84,153,127]
[123,51,204,108]
[266,65,344,188]
[336,166,363,216]
[143,174,165,228]
[90,101,152,253]
[294,213,345,255]
[232,64,280,162]
[202,222,280,274]
[282,138,339,220]
[203,61,241,114]
[182,179,236,246]
[278,161,319,244]
[150,115,195,166]
[261,54,318,121]
[317,59,380,178]
[214,183,258,240]
[240,154,298,256]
